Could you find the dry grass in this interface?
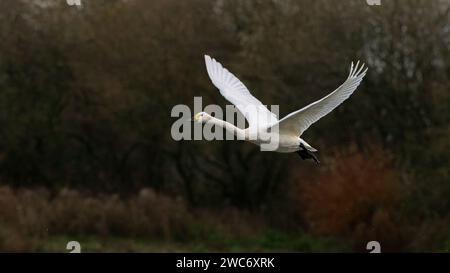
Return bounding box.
[0,145,431,252]
[0,186,264,252]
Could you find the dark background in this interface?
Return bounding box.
[0,0,448,252]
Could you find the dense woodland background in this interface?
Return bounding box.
[0,0,449,252]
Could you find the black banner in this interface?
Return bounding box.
[0,253,442,272]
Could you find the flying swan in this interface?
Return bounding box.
[194,55,368,163]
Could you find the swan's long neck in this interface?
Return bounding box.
[207,117,246,139]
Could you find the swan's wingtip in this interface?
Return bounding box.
[349,60,369,77]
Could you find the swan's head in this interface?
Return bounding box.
[193,112,212,123]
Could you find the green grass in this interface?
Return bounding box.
[38,231,351,253]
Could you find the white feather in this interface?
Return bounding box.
[270,61,368,137]
[204,55,278,129]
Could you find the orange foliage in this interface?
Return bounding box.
[293,145,410,251]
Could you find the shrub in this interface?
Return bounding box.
[0,186,267,251]
[292,145,411,251]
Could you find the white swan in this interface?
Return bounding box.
[194,55,368,163]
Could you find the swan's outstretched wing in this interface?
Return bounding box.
[204,55,278,129]
[271,61,368,136]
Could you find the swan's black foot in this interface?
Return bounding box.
[297,144,320,164]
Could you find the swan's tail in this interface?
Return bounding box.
[299,139,317,152]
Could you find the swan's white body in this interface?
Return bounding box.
[196,55,368,159]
